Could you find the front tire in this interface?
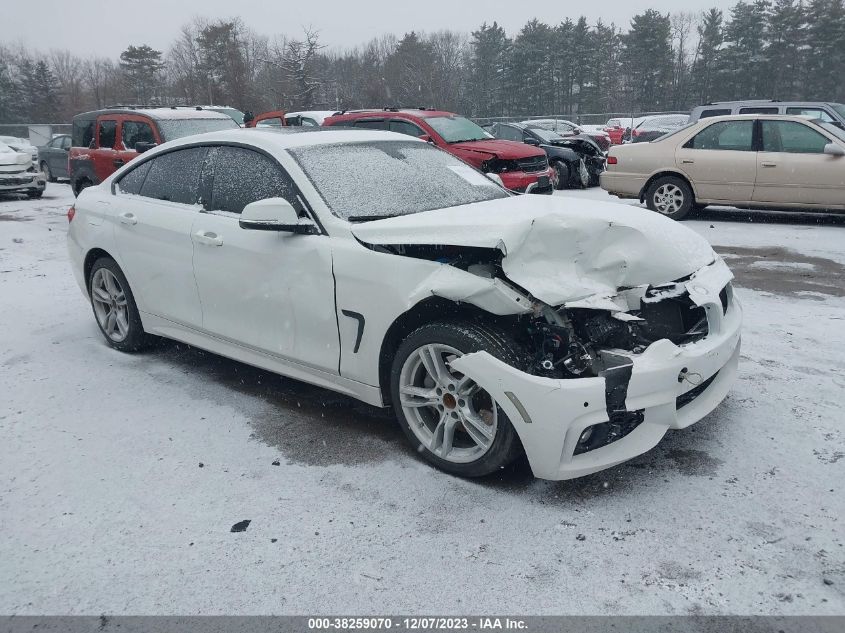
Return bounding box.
[88,257,153,352]
[645,175,694,220]
[390,321,524,477]
[552,161,569,190]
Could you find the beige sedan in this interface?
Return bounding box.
[600,114,845,219]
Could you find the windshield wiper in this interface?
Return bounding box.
[449,138,487,143]
[347,214,398,222]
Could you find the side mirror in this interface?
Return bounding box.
[823,143,845,157]
[135,141,156,154]
[419,134,434,144]
[524,137,540,146]
[239,197,319,234]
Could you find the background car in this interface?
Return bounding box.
[521,118,611,152]
[285,111,340,126]
[485,121,605,189]
[325,108,554,193]
[69,106,239,196]
[627,114,690,143]
[601,114,845,219]
[604,118,633,144]
[0,141,45,198]
[68,126,740,481]
[690,100,845,129]
[37,134,71,181]
[0,135,38,167]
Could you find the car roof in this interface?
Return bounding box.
[328,109,457,121]
[73,107,231,121]
[696,100,840,107]
[146,127,424,153]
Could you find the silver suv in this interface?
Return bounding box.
[690,101,845,129]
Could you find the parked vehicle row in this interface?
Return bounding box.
[601,113,845,219]
[0,141,45,198]
[68,126,741,481]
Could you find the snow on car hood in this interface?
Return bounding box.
[350,195,716,306]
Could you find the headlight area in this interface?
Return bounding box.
[481,158,521,174]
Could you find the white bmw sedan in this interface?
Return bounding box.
[68,128,742,481]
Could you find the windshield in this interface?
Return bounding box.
[290,140,508,221]
[208,108,245,125]
[157,117,239,141]
[425,116,493,143]
[651,122,697,142]
[529,128,565,143]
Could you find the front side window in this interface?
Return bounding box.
[116,160,153,195]
[389,120,424,137]
[121,121,156,150]
[73,118,95,147]
[49,137,62,149]
[762,121,830,154]
[687,121,754,151]
[495,125,523,142]
[139,147,208,205]
[206,146,301,215]
[61,136,71,150]
[97,120,117,149]
[155,117,238,142]
[289,140,508,221]
[424,116,493,143]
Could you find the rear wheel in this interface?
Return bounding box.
[390,321,525,478]
[88,257,153,352]
[645,175,694,220]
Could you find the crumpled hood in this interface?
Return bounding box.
[350,195,716,306]
[0,149,31,167]
[449,138,545,160]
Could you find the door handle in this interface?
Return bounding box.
[681,159,695,164]
[194,230,223,246]
[113,159,125,168]
[761,162,777,167]
[119,212,137,225]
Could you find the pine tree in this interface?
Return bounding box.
[621,10,674,111]
[467,23,508,117]
[720,1,772,99]
[119,44,164,104]
[803,0,845,100]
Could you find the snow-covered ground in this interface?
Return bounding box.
[0,183,843,615]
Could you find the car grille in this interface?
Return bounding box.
[0,176,33,185]
[517,156,549,173]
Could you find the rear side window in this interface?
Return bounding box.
[739,107,779,115]
[762,121,829,154]
[139,147,208,205]
[699,109,731,119]
[206,146,301,215]
[97,120,117,149]
[389,120,424,137]
[687,121,754,151]
[353,119,387,130]
[116,160,153,195]
[122,121,156,150]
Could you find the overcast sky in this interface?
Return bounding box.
[8,0,738,58]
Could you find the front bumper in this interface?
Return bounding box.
[0,171,46,192]
[450,258,742,480]
[501,168,555,195]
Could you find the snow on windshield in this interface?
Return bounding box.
[156,118,239,141]
[425,116,493,143]
[289,141,508,221]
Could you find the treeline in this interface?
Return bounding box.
[0,0,843,125]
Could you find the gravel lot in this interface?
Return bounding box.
[1,183,843,615]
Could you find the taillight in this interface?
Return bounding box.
[607,156,618,165]
[67,205,75,222]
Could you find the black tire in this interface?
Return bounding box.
[26,190,43,199]
[390,321,525,478]
[645,175,694,220]
[41,162,55,183]
[552,161,569,190]
[88,257,153,352]
[72,178,92,197]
